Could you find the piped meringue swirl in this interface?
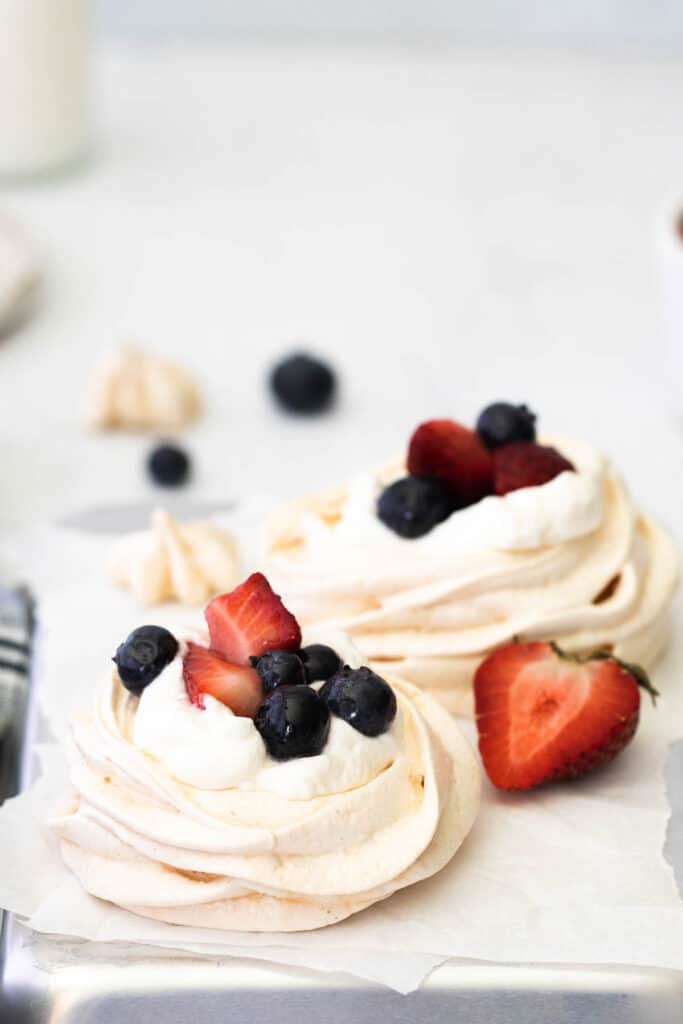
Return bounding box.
[85,345,202,431]
[52,633,480,932]
[108,509,239,607]
[266,437,679,715]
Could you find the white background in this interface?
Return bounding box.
[1,42,683,551]
[95,1,683,47]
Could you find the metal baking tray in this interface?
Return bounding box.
[1,610,682,1024]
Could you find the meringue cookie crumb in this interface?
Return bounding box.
[108,509,240,606]
[84,345,202,431]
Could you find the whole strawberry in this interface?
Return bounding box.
[407,418,493,505]
[492,442,574,496]
[474,641,657,790]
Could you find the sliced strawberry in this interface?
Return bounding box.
[205,572,301,666]
[474,642,654,790]
[183,642,263,717]
[492,442,574,496]
[407,419,493,505]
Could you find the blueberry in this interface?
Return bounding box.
[114,625,178,695]
[270,353,336,414]
[319,666,397,737]
[377,476,455,539]
[147,443,190,487]
[300,644,343,682]
[255,685,330,760]
[476,403,536,449]
[251,649,307,693]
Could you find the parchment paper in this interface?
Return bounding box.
[0,524,681,993]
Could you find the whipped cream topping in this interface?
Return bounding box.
[131,632,398,798]
[266,437,679,715]
[294,437,603,568]
[53,632,480,932]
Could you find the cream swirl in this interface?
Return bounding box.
[52,633,480,932]
[266,437,679,715]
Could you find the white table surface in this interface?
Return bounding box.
[1,43,683,551]
[2,45,683,1007]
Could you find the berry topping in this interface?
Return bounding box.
[492,442,574,496]
[205,573,301,665]
[474,642,657,790]
[407,419,493,505]
[270,352,336,414]
[252,649,307,693]
[377,476,456,539]
[183,642,263,717]
[320,666,397,737]
[476,402,537,449]
[300,643,343,682]
[147,442,191,487]
[114,625,178,695]
[255,685,330,760]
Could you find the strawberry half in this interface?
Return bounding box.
[183,642,263,717]
[474,642,657,790]
[205,572,301,666]
[407,419,493,505]
[492,442,574,496]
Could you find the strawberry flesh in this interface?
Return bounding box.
[183,642,263,718]
[407,419,493,505]
[492,442,574,496]
[205,572,301,665]
[474,642,641,790]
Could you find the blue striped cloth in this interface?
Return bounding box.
[0,586,32,738]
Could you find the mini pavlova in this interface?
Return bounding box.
[52,573,480,932]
